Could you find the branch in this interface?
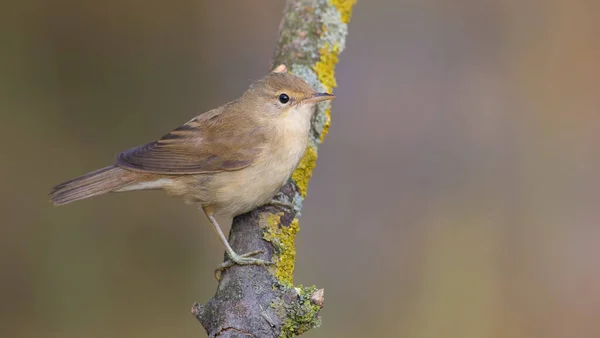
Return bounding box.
[192,1,356,337]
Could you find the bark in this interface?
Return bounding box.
[192,1,356,337]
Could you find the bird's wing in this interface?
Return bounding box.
[115,107,265,174]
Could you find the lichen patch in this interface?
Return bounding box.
[261,213,299,286]
[291,146,318,198]
[330,0,357,24]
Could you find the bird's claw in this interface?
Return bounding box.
[214,250,274,281]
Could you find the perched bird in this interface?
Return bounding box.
[49,65,335,275]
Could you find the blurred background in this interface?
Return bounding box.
[2,0,600,337]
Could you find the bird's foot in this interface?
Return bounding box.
[266,199,295,213]
[214,250,274,281]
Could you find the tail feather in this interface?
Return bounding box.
[49,165,136,206]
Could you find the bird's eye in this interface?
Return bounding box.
[279,93,290,104]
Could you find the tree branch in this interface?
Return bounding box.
[192,1,356,337]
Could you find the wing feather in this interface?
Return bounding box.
[115,106,265,174]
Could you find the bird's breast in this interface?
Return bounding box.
[207,118,310,216]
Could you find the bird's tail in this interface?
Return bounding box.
[49,165,136,206]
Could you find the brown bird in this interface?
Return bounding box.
[49,65,335,275]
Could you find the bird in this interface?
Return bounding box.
[49,64,335,276]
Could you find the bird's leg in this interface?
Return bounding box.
[265,199,295,213]
[202,207,273,280]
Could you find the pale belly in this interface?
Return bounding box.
[207,140,307,216]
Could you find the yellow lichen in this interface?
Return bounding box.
[291,146,318,198]
[278,285,322,338]
[312,44,338,144]
[313,44,339,92]
[319,106,332,143]
[329,0,357,24]
[261,213,300,286]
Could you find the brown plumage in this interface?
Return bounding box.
[49,65,335,277]
[49,166,132,206]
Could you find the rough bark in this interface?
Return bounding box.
[192,1,356,337]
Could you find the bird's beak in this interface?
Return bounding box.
[303,92,336,104]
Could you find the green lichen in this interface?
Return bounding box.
[330,0,357,24]
[261,213,299,286]
[274,285,322,338]
[291,146,318,198]
[292,193,304,217]
[316,4,349,52]
[310,102,330,146]
[290,64,326,93]
[319,106,332,143]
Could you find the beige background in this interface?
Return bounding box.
[2,1,600,337]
